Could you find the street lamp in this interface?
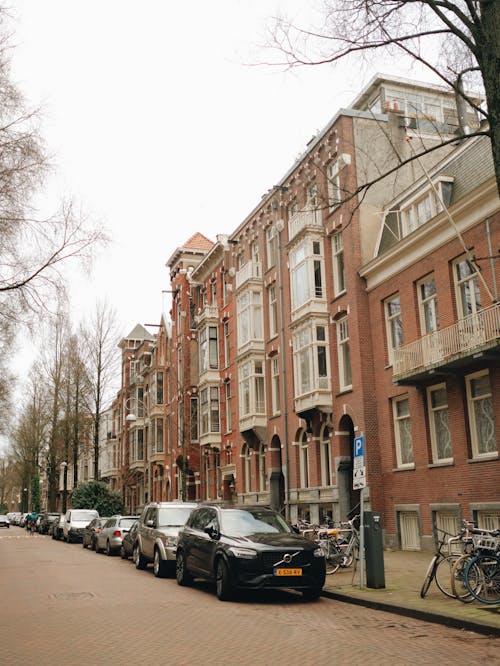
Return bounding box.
[61,462,68,513]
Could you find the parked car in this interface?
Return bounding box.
[133,501,197,577]
[7,512,21,525]
[82,517,107,550]
[120,521,139,560]
[95,515,138,556]
[38,512,62,535]
[62,509,99,543]
[0,515,10,528]
[50,514,65,540]
[19,513,29,527]
[175,504,326,601]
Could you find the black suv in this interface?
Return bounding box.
[176,504,326,601]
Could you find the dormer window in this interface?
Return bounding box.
[400,178,453,235]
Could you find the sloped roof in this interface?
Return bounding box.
[123,323,155,342]
[182,232,214,252]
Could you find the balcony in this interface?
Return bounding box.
[195,304,218,325]
[288,209,323,243]
[235,260,262,290]
[393,303,500,384]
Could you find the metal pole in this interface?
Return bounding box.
[359,486,365,590]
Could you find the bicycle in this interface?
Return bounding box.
[420,527,471,599]
[462,532,500,605]
[450,525,497,602]
[334,516,360,568]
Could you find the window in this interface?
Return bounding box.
[137,429,144,461]
[299,431,309,488]
[190,397,198,442]
[211,279,217,305]
[392,395,414,468]
[288,200,299,221]
[289,238,325,310]
[155,371,164,405]
[242,444,251,492]
[337,317,352,391]
[258,443,267,492]
[238,359,265,417]
[307,182,318,209]
[327,159,340,209]
[402,191,436,232]
[266,225,278,269]
[466,370,496,458]
[454,256,481,318]
[320,426,331,487]
[223,272,229,307]
[156,418,164,453]
[271,356,280,415]
[417,275,439,333]
[223,320,230,368]
[200,386,220,435]
[224,381,232,432]
[199,325,219,373]
[237,289,263,348]
[293,323,330,397]
[332,232,345,295]
[427,384,452,463]
[385,294,403,365]
[268,284,278,338]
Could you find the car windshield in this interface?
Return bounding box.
[157,507,193,527]
[118,518,137,528]
[73,512,97,522]
[220,509,292,537]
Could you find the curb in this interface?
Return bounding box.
[321,589,500,638]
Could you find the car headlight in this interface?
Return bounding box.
[313,547,325,558]
[162,535,177,547]
[228,546,257,559]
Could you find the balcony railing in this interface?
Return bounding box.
[235,260,262,290]
[288,209,323,242]
[393,303,500,380]
[195,304,219,325]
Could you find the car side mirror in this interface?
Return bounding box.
[146,519,155,528]
[204,522,219,539]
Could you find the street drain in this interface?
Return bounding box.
[49,592,95,600]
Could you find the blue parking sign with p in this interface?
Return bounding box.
[354,435,364,459]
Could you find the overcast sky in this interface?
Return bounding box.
[4,1,436,411]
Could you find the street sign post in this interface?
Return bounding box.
[353,434,366,589]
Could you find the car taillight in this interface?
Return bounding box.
[96,529,101,533]
[113,530,121,537]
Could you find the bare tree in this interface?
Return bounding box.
[80,301,120,480]
[266,1,500,195]
[0,8,107,329]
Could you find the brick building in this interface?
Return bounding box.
[112,74,499,549]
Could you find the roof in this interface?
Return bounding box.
[122,323,155,342]
[182,232,214,252]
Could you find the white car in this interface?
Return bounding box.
[62,509,99,543]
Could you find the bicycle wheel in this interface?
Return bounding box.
[465,553,500,605]
[324,539,341,575]
[450,554,477,603]
[420,555,438,598]
[435,554,462,598]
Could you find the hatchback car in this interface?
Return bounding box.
[82,517,108,550]
[134,501,197,577]
[176,504,326,601]
[0,515,10,528]
[38,512,61,535]
[95,515,138,556]
[120,521,139,560]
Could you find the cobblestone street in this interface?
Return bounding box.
[1,531,500,665]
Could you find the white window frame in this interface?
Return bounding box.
[271,355,280,415]
[385,294,403,365]
[453,256,482,318]
[427,383,452,463]
[392,395,414,469]
[417,275,439,334]
[266,225,278,269]
[332,232,346,296]
[223,320,230,368]
[327,159,340,209]
[292,321,330,398]
[336,316,352,391]
[289,238,325,311]
[268,284,278,338]
[236,289,263,349]
[238,358,266,418]
[224,381,232,433]
[320,426,331,487]
[200,385,220,435]
[199,325,219,373]
[466,370,497,459]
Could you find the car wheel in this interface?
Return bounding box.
[302,588,322,601]
[133,544,147,570]
[106,541,113,557]
[216,558,234,601]
[153,549,168,578]
[176,551,192,586]
[95,540,102,554]
[82,540,87,549]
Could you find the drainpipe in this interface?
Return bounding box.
[276,213,291,521]
[486,219,498,302]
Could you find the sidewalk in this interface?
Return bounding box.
[321,549,500,637]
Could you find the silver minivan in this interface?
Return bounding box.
[62,509,99,543]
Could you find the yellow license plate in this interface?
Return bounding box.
[274,568,302,576]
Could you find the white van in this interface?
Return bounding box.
[62,509,99,543]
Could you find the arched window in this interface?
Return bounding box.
[320,426,332,486]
